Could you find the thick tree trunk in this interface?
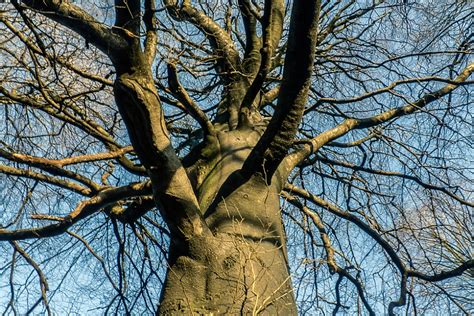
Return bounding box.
[158,130,297,315]
[159,232,296,315]
[158,195,296,314]
[112,64,296,314]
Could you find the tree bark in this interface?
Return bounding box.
[159,229,296,315]
[159,129,297,315]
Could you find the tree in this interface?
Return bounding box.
[0,0,473,314]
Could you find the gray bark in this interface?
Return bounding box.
[159,130,296,315]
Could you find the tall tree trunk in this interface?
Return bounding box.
[112,71,296,313]
[159,186,296,315]
[159,130,297,315]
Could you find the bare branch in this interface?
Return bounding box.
[10,241,51,315]
[163,0,241,78]
[285,62,474,171]
[0,164,92,196]
[243,0,322,179]
[143,0,158,62]
[315,155,473,207]
[281,191,376,316]
[238,0,285,122]
[0,148,103,192]
[19,0,129,56]
[0,181,151,240]
[167,62,215,135]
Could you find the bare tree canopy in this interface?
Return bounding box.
[0,0,473,314]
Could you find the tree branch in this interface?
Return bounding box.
[238,0,285,123]
[114,0,140,36]
[281,191,376,316]
[167,62,215,136]
[163,0,241,78]
[10,241,51,315]
[0,15,114,86]
[408,260,474,282]
[19,0,128,56]
[238,0,262,77]
[284,62,474,172]
[143,0,158,62]
[0,181,151,240]
[285,183,405,272]
[242,0,322,179]
[0,148,104,193]
[314,155,473,207]
[0,164,92,196]
[0,85,145,176]
[285,183,474,314]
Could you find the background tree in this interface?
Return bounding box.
[0,0,473,314]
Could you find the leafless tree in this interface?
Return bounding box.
[0,0,473,314]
